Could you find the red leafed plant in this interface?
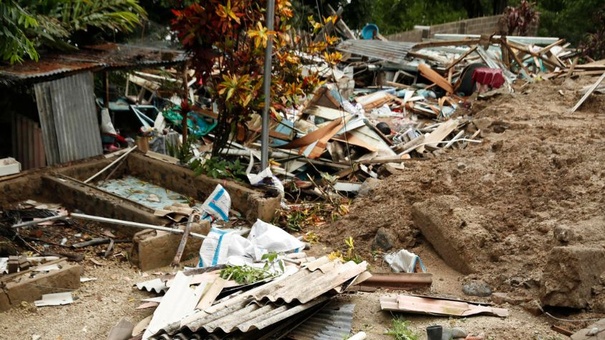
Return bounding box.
[171,0,333,156]
[502,0,539,36]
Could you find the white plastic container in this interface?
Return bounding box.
[0,158,21,176]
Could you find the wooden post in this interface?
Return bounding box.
[171,214,194,267]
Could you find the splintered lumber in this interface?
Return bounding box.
[418,63,454,94]
[423,119,460,149]
[570,71,605,113]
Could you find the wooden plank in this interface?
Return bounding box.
[196,278,226,310]
[424,119,459,149]
[445,46,478,73]
[418,63,454,94]
[570,71,605,113]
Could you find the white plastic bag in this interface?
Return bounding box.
[201,184,231,221]
[198,227,250,267]
[247,219,305,261]
[100,108,117,134]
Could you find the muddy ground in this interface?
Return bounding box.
[2,76,605,339]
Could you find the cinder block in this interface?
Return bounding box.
[0,260,82,311]
[130,221,211,271]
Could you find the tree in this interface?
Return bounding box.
[171,0,328,156]
[0,0,147,64]
[0,1,39,63]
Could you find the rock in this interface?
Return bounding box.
[521,300,543,316]
[491,292,531,305]
[553,225,574,243]
[357,178,381,198]
[441,327,468,339]
[540,246,605,309]
[462,280,492,297]
[412,195,491,274]
[372,227,397,252]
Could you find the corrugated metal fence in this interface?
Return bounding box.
[11,114,46,170]
[34,72,103,165]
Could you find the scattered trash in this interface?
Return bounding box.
[384,248,426,273]
[34,292,74,307]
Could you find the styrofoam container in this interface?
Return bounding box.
[0,157,21,176]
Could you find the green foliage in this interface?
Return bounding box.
[329,236,364,264]
[538,0,605,45]
[190,157,247,181]
[385,317,419,340]
[0,0,147,64]
[219,252,284,284]
[369,0,467,35]
[220,264,274,284]
[167,134,195,164]
[0,1,39,63]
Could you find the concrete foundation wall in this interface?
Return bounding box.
[387,15,538,42]
[126,153,280,222]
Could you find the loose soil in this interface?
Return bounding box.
[2,77,605,339]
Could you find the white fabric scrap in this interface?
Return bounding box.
[384,249,426,273]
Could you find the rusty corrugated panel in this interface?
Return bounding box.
[12,115,46,170]
[0,43,188,85]
[336,40,416,64]
[285,300,355,340]
[380,294,509,317]
[34,72,103,165]
[152,258,368,338]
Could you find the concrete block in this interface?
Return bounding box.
[130,221,211,271]
[412,195,491,274]
[0,260,82,311]
[540,246,605,309]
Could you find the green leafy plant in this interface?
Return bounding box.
[385,317,419,340]
[190,156,247,181]
[1,0,147,63]
[329,236,364,264]
[219,251,284,284]
[170,0,329,156]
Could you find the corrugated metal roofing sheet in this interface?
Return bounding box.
[0,43,188,85]
[336,40,416,64]
[285,300,355,340]
[34,72,103,165]
[151,258,368,338]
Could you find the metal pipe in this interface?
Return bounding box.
[84,145,138,184]
[70,212,206,239]
[12,215,67,229]
[261,0,276,170]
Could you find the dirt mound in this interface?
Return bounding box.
[318,77,605,305]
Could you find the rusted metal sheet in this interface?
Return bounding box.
[151,258,368,338]
[380,294,509,317]
[351,272,433,290]
[336,40,416,64]
[0,43,187,85]
[34,72,103,165]
[12,114,46,170]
